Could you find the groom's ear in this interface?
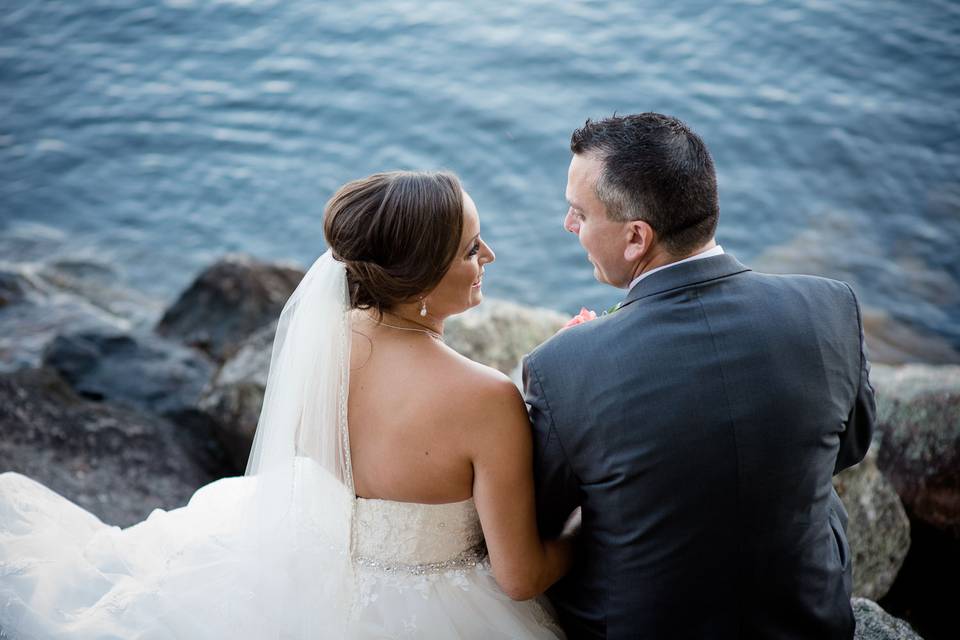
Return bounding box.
[623,220,655,262]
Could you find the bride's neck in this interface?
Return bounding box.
[382,304,444,336]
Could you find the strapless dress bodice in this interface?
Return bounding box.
[352,496,486,572]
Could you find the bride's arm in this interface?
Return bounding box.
[469,375,575,601]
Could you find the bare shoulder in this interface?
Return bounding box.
[427,347,529,454]
[435,346,523,407]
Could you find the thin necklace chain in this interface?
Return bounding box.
[366,312,444,342]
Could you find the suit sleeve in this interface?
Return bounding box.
[835,284,877,474]
[523,353,580,539]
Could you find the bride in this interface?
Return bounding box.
[0,171,573,638]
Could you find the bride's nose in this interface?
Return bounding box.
[480,239,495,264]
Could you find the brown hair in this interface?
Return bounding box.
[323,171,465,315]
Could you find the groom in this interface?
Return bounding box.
[523,113,876,639]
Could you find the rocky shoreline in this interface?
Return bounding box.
[2,254,954,639]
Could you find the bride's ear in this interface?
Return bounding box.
[623,220,655,262]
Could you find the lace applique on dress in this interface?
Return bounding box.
[351,497,488,609]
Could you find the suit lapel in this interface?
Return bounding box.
[617,254,751,311]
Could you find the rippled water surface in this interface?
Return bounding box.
[2,0,959,355]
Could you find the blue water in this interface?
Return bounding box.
[2,0,959,353]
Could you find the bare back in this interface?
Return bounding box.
[347,313,500,503]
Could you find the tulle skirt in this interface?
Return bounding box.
[0,471,562,639]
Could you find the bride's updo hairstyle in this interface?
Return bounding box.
[323,171,465,316]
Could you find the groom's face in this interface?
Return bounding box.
[564,153,635,288]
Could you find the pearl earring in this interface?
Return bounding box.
[419,298,428,317]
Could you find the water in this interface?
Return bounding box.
[2,0,959,357]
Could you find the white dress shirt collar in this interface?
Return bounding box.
[627,245,725,292]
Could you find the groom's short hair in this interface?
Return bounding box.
[570,113,719,256]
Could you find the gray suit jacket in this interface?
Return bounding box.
[523,254,875,640]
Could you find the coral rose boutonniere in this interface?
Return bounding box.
[560,302,623,332]
[562,307,598,330]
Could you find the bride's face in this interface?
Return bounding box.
[426,190,495,318]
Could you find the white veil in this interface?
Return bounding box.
[217,249,358,636]
[101,249,359,637]
[245,248,353,492]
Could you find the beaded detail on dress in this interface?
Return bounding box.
[349,497,499,615]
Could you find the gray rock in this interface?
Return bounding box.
[211,320,276,390]
[869,364,960,539]
[445,299,568,375]
[197,322,277,470]
[0,265,128,374]
[43,329,215,417]
[156,254,303,362]
[0,367,216,527]
[834,450,911,600]
[36,259,162,326]
[853,598,924,639]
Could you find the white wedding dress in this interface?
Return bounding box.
[0,251,563,639]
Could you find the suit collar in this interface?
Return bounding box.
[618,253,751,310]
